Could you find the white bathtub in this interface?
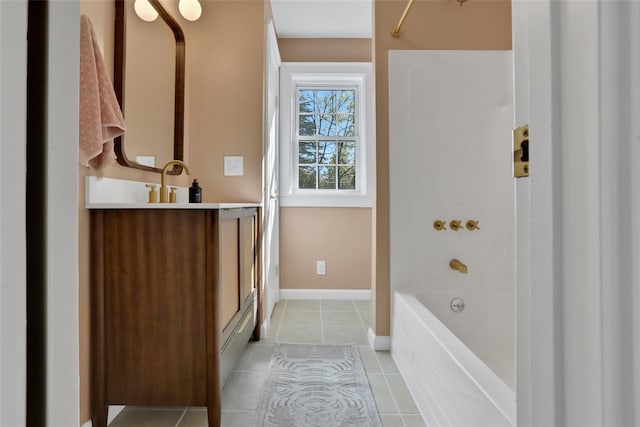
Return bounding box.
[392,292,516,426]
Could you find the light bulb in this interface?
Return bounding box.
[134,0,158,22]
[179,0,202,21]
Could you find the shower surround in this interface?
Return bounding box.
[389,50,516,425]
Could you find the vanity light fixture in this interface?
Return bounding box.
[134,0,158,22]
[179,0,202,21]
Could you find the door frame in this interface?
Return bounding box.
[513,1,558,424]
[261,18,281,334]
[515,1,640,424]
[0,0,28,424]
[45,1,81,425]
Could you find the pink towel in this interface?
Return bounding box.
[79,14,125,171]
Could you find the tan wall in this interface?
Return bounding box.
[280,208,372,290]
[277,38,373,293]
[278,38,371,62]
[372,0,511,335]
[79,0,266,423]
[187,0,265,203]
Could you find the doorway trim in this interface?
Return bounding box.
[262,18,281,335]
[515,1,640,424]
[0,0,28,424]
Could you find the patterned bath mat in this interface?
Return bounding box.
[255,343,383,427]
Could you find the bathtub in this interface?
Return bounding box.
[391,292,515,426]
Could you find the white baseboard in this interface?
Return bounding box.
[368,327,391,351]
[82,421,92,427]
[279,289,371,300]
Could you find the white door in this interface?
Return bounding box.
[513,2,640,425]
[262,20,281,332]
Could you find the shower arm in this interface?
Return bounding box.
[391,0,415,38]
[391,0,469,38]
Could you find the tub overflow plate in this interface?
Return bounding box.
[450,298,465,313]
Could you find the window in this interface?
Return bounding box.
[280,63,373,207]
[297,88,358,190]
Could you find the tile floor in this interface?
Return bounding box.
[109,299,426,427]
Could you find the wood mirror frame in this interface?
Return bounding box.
[113,0,185,174]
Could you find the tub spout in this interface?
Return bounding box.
[449,258,468,274]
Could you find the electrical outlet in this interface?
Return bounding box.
[316,260,326,275]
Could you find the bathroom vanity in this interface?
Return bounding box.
[89,204,259,427]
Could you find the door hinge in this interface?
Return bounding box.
[514,124,529,178]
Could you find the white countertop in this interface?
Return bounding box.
[86,202,260,210]
[85,176,260,210]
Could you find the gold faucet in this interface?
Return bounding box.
[160,160,191,203]
[449,258,468,274]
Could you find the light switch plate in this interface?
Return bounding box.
[224,156,244,176]
[136,155,156,167]
[316,260,326,275]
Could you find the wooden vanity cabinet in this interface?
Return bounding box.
[90,207,259,427]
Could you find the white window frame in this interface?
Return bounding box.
[279,63,374,207]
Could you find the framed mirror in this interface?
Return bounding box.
[114,0,185,174]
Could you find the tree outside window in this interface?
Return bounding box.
[296,88,357,190]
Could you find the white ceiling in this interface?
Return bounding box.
[270,0,372,39]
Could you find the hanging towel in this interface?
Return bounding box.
[79,14,125,171]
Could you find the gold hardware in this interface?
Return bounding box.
[449,220,462,231]
[449,258,468,274]
[466,220,480,231]
[160,160,191,203]
[514,124,529,178]
[145,184,158,203]
[169,187,177,203]
[433,220,447,231]
[391,0,415,38]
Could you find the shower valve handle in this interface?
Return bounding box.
[466,220,480,231]
[433,220,447,231]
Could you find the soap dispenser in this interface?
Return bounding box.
[189,179,202,203]
[145,184,158,203]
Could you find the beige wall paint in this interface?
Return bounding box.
[187,0,265,203]
[79,0,266,422]
[372,0,511,335]
[276,38,373,293]
[80,0,114,73]
[278,38,371,62]
[279,205,373,293]
[280,208,372,290]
